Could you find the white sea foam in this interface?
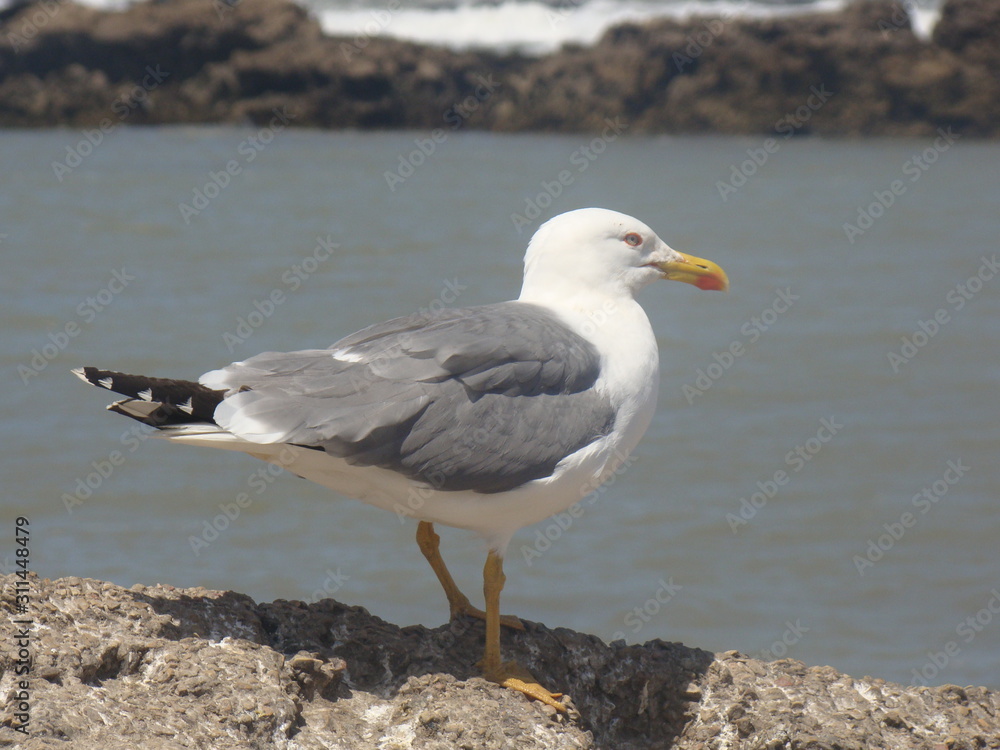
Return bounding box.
[0,0,941,48]
[0,0,131,8]
[909,7,939,39]
[63,0,131,8]
[310,0,941,53]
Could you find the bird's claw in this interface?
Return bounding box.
[482,660,566,712]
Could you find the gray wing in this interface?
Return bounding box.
[204,302,616,493]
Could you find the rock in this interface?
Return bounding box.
[2,574,999,748]
[926,0,1000,136]
[934,0,1000,65]
[0,0,997,136]
[0,0,998,135]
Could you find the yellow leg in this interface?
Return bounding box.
[480,550,566,712]
[416,521,523,630]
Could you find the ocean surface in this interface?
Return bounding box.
[2,127,998,692]
[8,0,946,51]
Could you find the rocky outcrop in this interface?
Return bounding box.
[2,574,998,749]
[0,0,998,135]
[0,0,517,130]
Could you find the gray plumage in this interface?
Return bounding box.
[209,302,617,493]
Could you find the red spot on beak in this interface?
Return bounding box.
[696,275,727,291]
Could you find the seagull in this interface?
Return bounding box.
[73,207,728,710]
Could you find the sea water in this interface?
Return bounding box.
[1,127,998,690]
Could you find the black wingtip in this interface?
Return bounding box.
[74,367,225,425]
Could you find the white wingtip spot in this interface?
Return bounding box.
[330,347,365,363]
[99,377,114,389]
[138,388,154,401]
[108,398,161,418]
[178,397,194,415]
[71,367,90,383]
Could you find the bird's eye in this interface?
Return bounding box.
[624,232,642,246]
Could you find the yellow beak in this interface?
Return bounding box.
[654,252,730,291]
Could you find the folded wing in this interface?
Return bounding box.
[202,302,616,493]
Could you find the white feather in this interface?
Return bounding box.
[330,347,365,363]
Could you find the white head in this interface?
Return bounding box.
[518,208,728,303]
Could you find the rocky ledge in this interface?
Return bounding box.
[0,0,999,136]
[2,574,998,749]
